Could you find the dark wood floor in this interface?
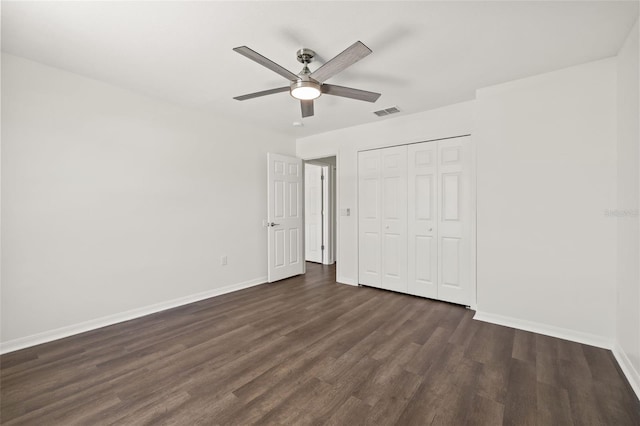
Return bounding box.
[1,263,639,425]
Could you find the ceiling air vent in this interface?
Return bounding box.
[373,106,400,117]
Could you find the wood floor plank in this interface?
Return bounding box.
[438,303,469,331]
[316,330,388,384]
[364,369,422,425]
[369,320,419,361]
[536,381,573,426]
[426,358,482,425]
[325,396,370,426]
[448,308,479,348]
[219,358,335,425]
[230,343,332,403]
[560,358,605,425]
[512,329,536,364]
[397,353,480,425]
[408,302,449,345]
[476,362,510,405]
[253,376,333,425]
[502,358,537,426]
[403,326,450,375]
[1,262,638,425]
[160,393,242,426]
[536,351,564,388]
[100,389,191,426]
[305,356,382,422]
[465,394,505,426]
[3,388,123,426]
[465,322,515,367]
[354,363,406,407]
[375,296,430,336]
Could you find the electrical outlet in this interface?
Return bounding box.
[221,255,228,266]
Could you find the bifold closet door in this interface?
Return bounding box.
[437,138,472,305]
[358,150,381,287]
[358,146,408,293]
[358,138,472,305]
[408,142,438,298]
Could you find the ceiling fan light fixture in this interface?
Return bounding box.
[290,80,321,100]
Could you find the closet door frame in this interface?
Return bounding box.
[356,136,476,308]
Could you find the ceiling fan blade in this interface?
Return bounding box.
[310,41,372,83]
[233,46,299,81]
[233,86,290,101]
[301,100,314,118]
[321,84,381,103]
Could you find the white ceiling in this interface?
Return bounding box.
[2,1,638,137]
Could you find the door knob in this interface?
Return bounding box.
[268,222,280,227]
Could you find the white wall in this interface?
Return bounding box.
[615,18,640,396]
[297,102,474,285]
[1,54,295,350]
[474,58,618,347]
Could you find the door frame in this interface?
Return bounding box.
[304,163,325,264]
[302,155,339,268]
[325,164,337,265]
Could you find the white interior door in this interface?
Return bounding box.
[380,146,408,293]
[305,164,323,263]
[321,165,333,265]
[268,153,304,282]
[322,165,336,265]
[408,142,438,298]
[358,150,382,287]
[329,166,337,265]
[437,138,472,305]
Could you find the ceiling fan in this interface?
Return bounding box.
[232,41,381,118]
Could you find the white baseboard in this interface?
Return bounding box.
[0,276,267,355]
[613,343,640,400]
[473,311,613,349]
[336,276,357,286]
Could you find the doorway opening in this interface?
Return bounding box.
[304,156,336,267]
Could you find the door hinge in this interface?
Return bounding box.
[321,174,325,180]
[321,245,325,250]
